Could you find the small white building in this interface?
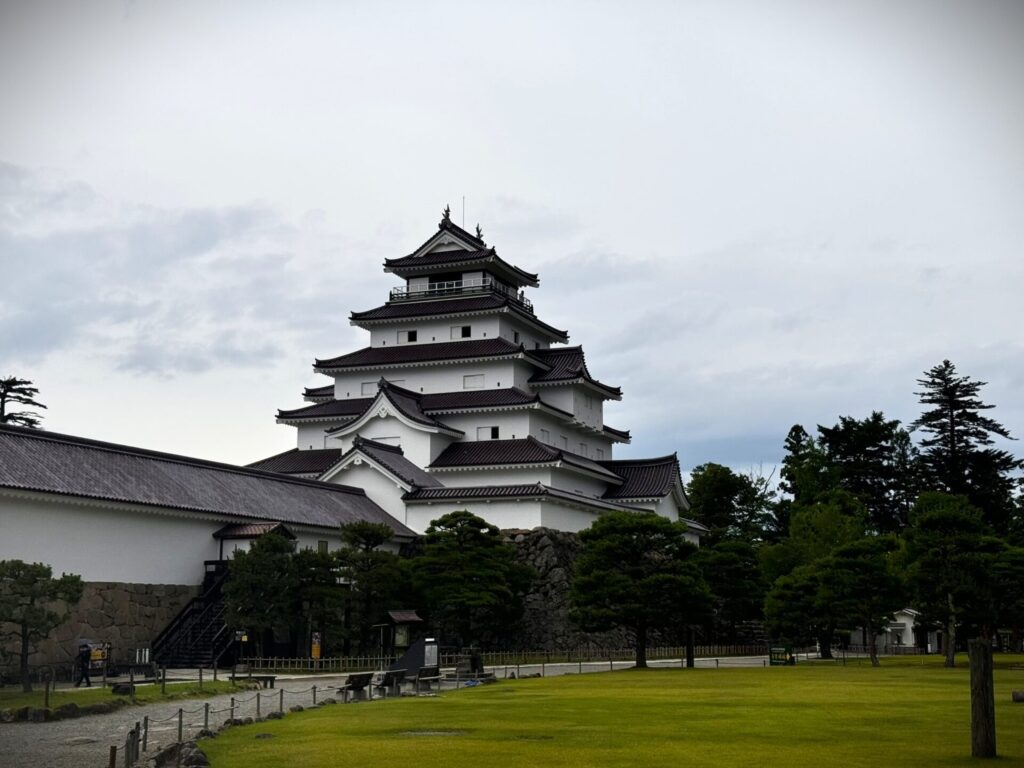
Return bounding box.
[251,210,706,540]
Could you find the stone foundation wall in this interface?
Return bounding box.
[508,527,633,651]
[2,581,198,673]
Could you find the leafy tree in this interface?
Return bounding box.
[335,522,406,654]
[571,511,711,667]
[411,511,532,647]
[817,537,905,666]
[686,463,774,543]
[904,493,1000,667]
[223,534,297,655]
[911,360,1022,533]
[694,539,765,641]
[0,560,83,692]
[817,412,916,533]
[0,376,47,429]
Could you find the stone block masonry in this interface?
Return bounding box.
[1,581,198,672]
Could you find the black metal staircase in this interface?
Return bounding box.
[152,561,234,668]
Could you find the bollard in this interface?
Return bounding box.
[609,658,613,673]
[516,662,520,678]
[178,708,183,743]
[204,703,210,730]
[143,716,149,751]
[256,691,261,718]
[230,697,235,721]
[161,666,167,695]
[313,685,317,706]
[130,669,136,703]
[279,688,284,714]
[108,745,117,768]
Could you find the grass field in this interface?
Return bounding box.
[202,656,1024,768]
[0,679,248,712]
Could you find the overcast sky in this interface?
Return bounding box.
[1,0,1022,474]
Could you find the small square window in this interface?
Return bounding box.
[540,429,550,443]
[477,426,499,440]
[579,443,588,456]
[463,374,484,389]
[534,341,541,350]
[560,435,568,449]
[595,448,605,459]
[513,331,520,344]
[318,540,328,554]
[361,381,377,396]
[451,325,472,339]
[398,330,418,344]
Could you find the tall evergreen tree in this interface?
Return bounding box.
[686,463,774,543]
[817,412,915,533]
[779,425,838,505]
[911,360,1021,533]
[223,534,298,655]
[0,376,47,429]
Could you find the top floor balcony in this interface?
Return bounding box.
[389,277,534,314]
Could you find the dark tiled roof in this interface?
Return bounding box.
[315,338,525,371]
[603,425,631,442]
[281,388,538,425]
[376,381,462,433]
[304,384,333,401]
[405,217,487,257]
[214,522,296,539]
[277,399,370,421]
[422,387,538,411]
[386,245,539,287]
[0,424,413,536]
[527,346,622,398]
[387,609,423,624]
[247,448,344,475]
[347,436,443,488]
[403,483,631,512]
[429,437,622,482]
[598,454,681,500]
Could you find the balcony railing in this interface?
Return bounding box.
[390,277,533,313]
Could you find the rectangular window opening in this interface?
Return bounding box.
[463,374,484,389]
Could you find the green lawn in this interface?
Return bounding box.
[202,658,1024,768]
[0,679,248,712]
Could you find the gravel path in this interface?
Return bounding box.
[0,674,345,768]
[0,656,774,768]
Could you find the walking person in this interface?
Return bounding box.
[74,643,92,687]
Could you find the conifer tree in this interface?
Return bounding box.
[0,376,47,429]
[911,360,1021,533]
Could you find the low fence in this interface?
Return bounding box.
[238,644,769,673]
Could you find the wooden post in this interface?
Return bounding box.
[161,666,167,695]
[108,745,117,768]
[970,639,997,758]
[199,667,203,690]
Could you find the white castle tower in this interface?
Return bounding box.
[250,209,704,540]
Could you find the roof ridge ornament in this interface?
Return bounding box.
[475,223,483,240]
[442,204,451,224]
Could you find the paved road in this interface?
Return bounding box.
[0,655,779,768]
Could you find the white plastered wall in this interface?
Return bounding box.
[332,360,525,400]
[325,462,410,528]
[405,499,546,533]
[369,316,503,347]
[329,415,452,467]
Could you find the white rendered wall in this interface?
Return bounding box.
[439,412,532,441]
[331,360,526,400]
[0,494,219,584]
[405,499,546,533]
[538,501,602,532]
[428,467,554,487]
[297,423,330,450]
[329,415,451,467]
[326,462,410,528]
[546,468,610,499]
[369,316,503,348]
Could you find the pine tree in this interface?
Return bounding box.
[0,377,48,429]
[911,360,1021,533]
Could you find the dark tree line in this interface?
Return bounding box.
[682,360,1023,666]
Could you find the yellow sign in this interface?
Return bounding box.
[311,632,321,660]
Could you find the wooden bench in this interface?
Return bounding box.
[229,665,277,688]
[412,665,441,695]
[338,672,374,702]
[373,669,406,698]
